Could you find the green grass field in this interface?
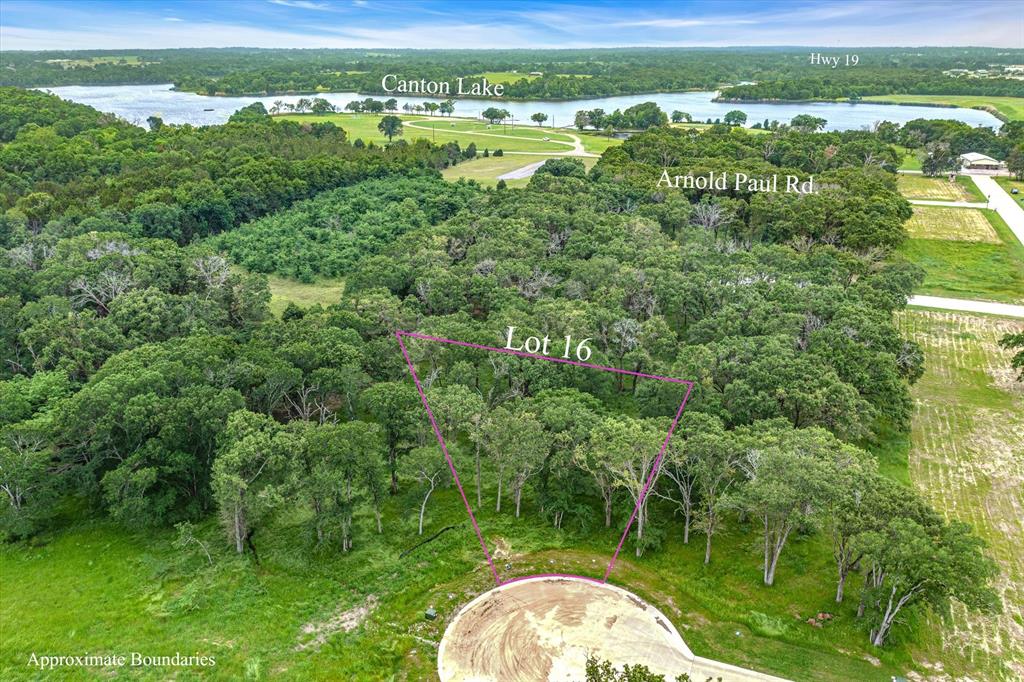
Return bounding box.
[900,209,1024,303]
[861,95,1024,122]
[897,310,1024,678]
[898,175,973,202]
[470,71,539,84]
[995,177,1024,207]
[441,155,598,187]
[277,113,576,153]
[905,206,1000,242]
[0,473,915,681]
[894,146,922,171]
[266,274,345,316]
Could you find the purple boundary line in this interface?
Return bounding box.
[399,330,692,385]
[603,381,693,582]
[396,332,502,586]
[395,329,693,586]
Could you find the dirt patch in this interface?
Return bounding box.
[295,595,378,652]
[438,577,692,681]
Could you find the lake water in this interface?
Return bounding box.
[40,83,1003,131]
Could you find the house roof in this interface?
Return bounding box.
[959,152,1000,163]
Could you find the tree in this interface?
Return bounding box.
[173,521,213,565]
[360,382,420,494]
[311,98,334,115]
[531,112,548,126]
[211,410,292,555]
[146,115,164,131]
[430,384,485,504]
[1000,330,1024,381]
[790,114,827,132]
[474,406,546,514]
[384,98,398,112]
[671,111,691,123]
[733,424,838,586]
[579,416,668,556]
[439,100,455,116]
[291,420,382,550]
[1005,144,1024,180]
[423,102,440,116]
[0,420,56,539]
[482,107,509,124]
[403,445,449,535]
[574,110,590,130]
[377,115,403,142]
[228,102,270,124]
[723,110,748,126]
[857,514,999,647]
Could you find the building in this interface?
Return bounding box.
[959,152,1006,172]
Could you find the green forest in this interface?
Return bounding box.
[2,47,1022,101]
[2,81,1022,680]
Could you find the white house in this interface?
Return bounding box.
[959,152,1006,172]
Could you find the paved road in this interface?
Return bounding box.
[969,174,1024,246]
[908,199,988,208]
[497,161,547,180]
[908,295,1024,318]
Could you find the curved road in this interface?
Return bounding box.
[401,118,596,157]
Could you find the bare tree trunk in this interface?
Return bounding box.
[514,486,522,518]
[683,504,691,544]
[375,510,383,534]
[704,531,713,564]
[419,486,435,535]
[635,506,645,557]
[836,568,848,603]
[603,488,613,527]
[234,504,245,554]
[475,442,482,508]
[496,476,502,513]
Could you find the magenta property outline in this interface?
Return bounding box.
[395,330,694,586]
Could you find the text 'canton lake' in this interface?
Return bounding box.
[42,83,1004,131]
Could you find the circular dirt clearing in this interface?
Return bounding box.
[438,576,692,681]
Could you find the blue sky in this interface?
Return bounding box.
[0,0,1019,50]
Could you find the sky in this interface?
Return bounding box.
[0,0,1020,51]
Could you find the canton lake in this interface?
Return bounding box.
[41,83,1004,131]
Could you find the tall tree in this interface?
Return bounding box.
[377,114,403,142]
[211,410,293,555]
[361,382,420,494]
[403,445,449,535]
[531,112,548,127]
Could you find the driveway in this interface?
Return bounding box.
[908,295,1024,318]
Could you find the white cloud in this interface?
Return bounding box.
[268,0,331,10]
[163,17,184,22]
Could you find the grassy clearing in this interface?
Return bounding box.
[905,206,1000,242]
[441,154,597,188]
[277,113,574,153]
[995,177,1024,207]
[898,175,972,202]
[861,95,1024,122]
[470,71,539,84]
[897,310,1024,679]
[895,146,922,171]
[901,209,1024,303]
[266,274,345,316]
[574,131,624,154]
[0,482,913,681]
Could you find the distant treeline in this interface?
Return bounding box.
[3,47,1022,100]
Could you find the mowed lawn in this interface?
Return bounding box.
[442,154,597,187]
[470,71,539,84]
[897,175,980,202]
[862,95,1024,121]
[905,206,1000,242]
[897,310,1024,679]
[901,208,1024,303]
[276,113,574,153]
[995,177,1024,208]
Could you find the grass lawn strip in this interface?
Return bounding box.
[905,206,1000,243]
